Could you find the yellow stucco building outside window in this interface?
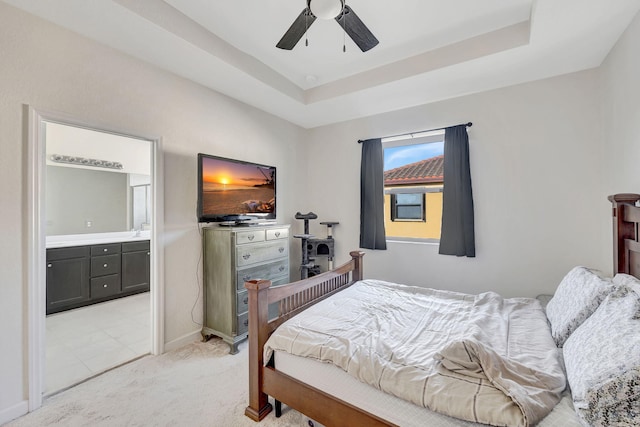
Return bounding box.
[384,187,443,240]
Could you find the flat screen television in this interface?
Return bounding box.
[197,153,276,223]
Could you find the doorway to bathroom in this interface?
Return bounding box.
[27,108,164,408]
[44,122,152,394]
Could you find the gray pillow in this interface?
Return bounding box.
[563,281,640,426]
[545,267,611,347]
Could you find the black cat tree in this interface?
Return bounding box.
[293,212,339,280]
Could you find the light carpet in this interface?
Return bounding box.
[7,338,308,427]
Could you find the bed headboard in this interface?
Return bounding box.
[609,193,640,279]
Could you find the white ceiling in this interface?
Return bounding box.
[5,0,640,128]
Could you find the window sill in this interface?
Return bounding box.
[386,237,439,245]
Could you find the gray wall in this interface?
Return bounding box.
[600,9,640,196]
[305,69,607,299]
[46,165,128,235]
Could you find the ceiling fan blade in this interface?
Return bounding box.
[335,5,379,52]
[277,8,316,50]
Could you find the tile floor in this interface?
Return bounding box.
[45,292,150,395]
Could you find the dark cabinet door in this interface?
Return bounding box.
[46,257,90,314]
[121,249,150,293]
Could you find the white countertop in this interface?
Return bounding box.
[46,231,151,249]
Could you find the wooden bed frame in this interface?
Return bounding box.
[244,194,640,426]
[609,193,640,276]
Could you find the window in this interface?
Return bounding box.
[391,193,425,221]
[383,131,445,242]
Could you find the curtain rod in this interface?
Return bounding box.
[357,122,472,143]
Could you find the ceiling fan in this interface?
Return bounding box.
[277,0,379,52]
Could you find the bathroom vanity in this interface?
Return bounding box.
[46,232,151,315]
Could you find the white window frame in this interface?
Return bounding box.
[383,130,445,244]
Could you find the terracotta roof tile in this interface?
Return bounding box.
[384,155,443,185]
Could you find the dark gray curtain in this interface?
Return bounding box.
[360,138,387,250]
[439,125,475,257]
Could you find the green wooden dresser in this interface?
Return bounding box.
[202,224,290,354]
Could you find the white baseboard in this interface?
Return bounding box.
[0,400,29,425]
[164,330,202,352]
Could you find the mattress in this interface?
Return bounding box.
[273,350,582,427]
[266,280,566,426]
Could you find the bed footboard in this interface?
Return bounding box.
[244,251,365,422]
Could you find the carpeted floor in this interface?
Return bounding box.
[7,338,308,426]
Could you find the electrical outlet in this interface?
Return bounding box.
[85,220,92,228]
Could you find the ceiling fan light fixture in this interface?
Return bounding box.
[310,0,343,20]
[277,0,377,52]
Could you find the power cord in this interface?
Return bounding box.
[190,219,204,327]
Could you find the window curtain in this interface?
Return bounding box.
[360,138,387,250]
[439,125,475,257]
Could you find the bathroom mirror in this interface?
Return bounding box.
[45,122,152,236]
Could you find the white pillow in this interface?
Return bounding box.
[545,267,612,347]
[563,281,640,426]
[613,273,639,287]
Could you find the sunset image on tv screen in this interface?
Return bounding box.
[201,157,275,216]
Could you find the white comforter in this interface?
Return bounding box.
[264,280,566,427]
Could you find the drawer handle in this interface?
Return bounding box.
[243,319,249,327]
[103,284,108,288]
[243,275,251,282]
[242,254,251,260]
[279,265,285,272]
[47,264,52,268]
[248,235,254,241]
[275,232,280,237]
[103,248,108,252]
[243,296,248,305]
[278,247,284,253]
[147,252,150,255]
[103,263,108,268]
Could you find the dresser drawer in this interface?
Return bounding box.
[236,276,289,319]
[268,277,291,320]
[91,243,121,256]
[91,274,120,299]
[91,254,121,277]
[236,241,288,267]
[236,230,265,245]
[266,227,289,241]
[237,290,249,314]
[237,312,249,336]
[271,276,290,287]
[237,276,289,317]
[236,259,289,290]
[237,275,291,308]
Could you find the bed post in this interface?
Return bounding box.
[608,194,640,274]
[350,251,365,281]
[244,279,273,421]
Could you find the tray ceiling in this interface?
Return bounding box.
[4,0,640,128]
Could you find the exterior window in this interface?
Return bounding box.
[391,193,425,221]
[383,131,444,242]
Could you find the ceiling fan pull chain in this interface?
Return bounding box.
[342,2,346,52]
[305,9,309,46]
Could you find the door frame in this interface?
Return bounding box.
[26,106,165,410]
